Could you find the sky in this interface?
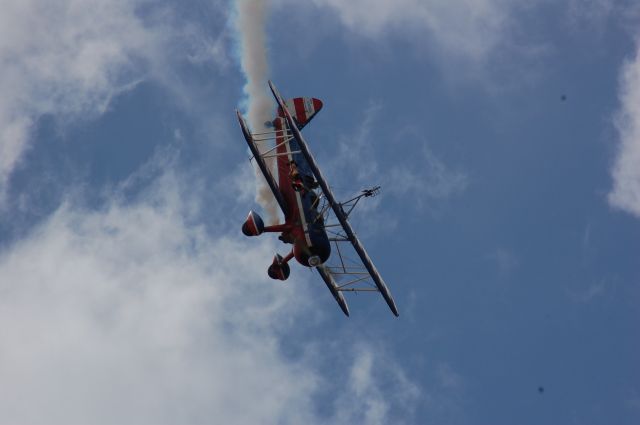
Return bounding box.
[0,0,639,424]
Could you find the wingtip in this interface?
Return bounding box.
[338,294,350,317]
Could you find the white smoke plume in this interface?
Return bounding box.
[235,0,279,223]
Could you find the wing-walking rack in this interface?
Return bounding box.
[236,111,287,213]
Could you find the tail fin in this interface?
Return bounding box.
[277,97,323,129]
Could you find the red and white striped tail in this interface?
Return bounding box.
[277,97,323,129]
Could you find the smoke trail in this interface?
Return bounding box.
[235,0,279,223]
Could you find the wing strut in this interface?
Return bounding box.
[269,81,399,317]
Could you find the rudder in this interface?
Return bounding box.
[277,97,323,129]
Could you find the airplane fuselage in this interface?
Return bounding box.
[274,116,331,267]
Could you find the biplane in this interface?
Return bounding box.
[236,81,399,317]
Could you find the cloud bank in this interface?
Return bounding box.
[307,0,523,64]
[0,0,166,198]
[0,172,310,424]
[0,0,229,203]
[0,166,419,424]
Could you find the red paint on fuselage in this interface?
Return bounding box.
[274,117,309,266]
[271,98,330,267]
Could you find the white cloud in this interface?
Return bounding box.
[385,144,468,210]
[0,0,152,194]
[331,104,467,206]
[305,0,528,64]
[609,39,640,218]
[334,344,421,425]
[0,173,312,424]
[321,104,465,231]
[0,163,420,424]
[0,0,229,201]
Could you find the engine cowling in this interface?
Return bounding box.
[241,210,265,236]
[267,254,290,281]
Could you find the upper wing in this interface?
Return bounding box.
[269,81,400,317]
[236,110,287,214]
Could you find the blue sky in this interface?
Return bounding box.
[0,0,639,424]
